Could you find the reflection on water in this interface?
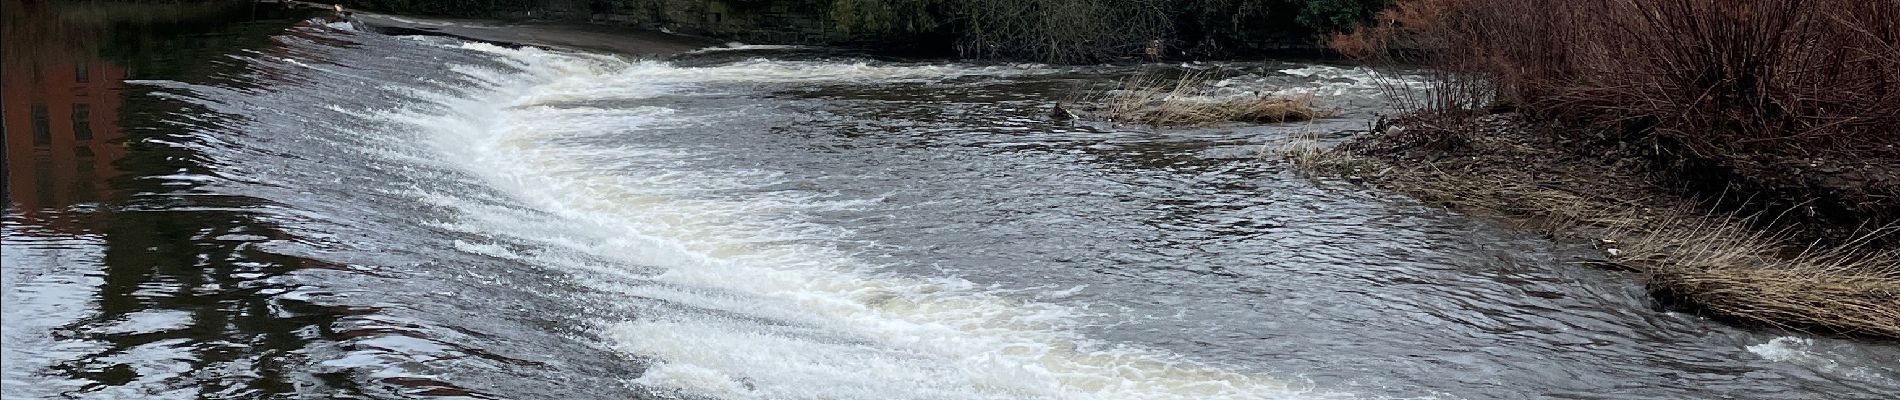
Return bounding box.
[1,1,367,398]
[2,0,129,229]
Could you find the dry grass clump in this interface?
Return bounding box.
[1276,132,1335,172]
[1613,215,1900,337]
[1091,74,1338,127]
[1283,120,1620,234]
[1344,164,1900,337]
[1233,93,1331,123]
[1288,149,1615,235]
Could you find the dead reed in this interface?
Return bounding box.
[1616,214,1900,337]
[1090,74,1338,127]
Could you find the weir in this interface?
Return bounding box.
[3,3,1897,399]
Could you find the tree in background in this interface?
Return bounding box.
[1293,0,1380,33]
[337,0,1390,62]
[830,0,1388,63]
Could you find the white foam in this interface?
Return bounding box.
[462,43,1061,85]
[686,43,817,54]
[1746,336,1815,363]
[379,43,1355,400]
[1747,336,1894,384]
[322,20,359,31]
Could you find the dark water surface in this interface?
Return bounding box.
[3,2,1897,399]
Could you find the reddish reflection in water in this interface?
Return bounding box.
[2,0,128,231]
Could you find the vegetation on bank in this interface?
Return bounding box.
[827,0,1391,62]
[1333,0,1900,230]
[1299,0,1900,337]
[337,0,1391,62]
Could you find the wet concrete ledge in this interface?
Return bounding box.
[288,1,716,57]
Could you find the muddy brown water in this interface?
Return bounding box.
[3,2,1897,399]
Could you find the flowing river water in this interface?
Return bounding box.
[3,4,1897,400]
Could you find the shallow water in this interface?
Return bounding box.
[3,3,1898,399]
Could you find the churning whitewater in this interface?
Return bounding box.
[394,42,1334,400]
[134,29,1351,398]
[33,20,1893,400]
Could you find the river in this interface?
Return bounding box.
[2,3,1896,399]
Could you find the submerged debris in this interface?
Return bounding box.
[1049,103,1076,121]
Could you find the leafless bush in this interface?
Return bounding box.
[1338,0,1900,157]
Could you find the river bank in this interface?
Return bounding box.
[1289,113,1900,339]
[1299,0,1899,339]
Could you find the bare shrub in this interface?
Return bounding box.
[1335,0,1900,155]
[1336,0,1900,228]
[1326,0,1490,116]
